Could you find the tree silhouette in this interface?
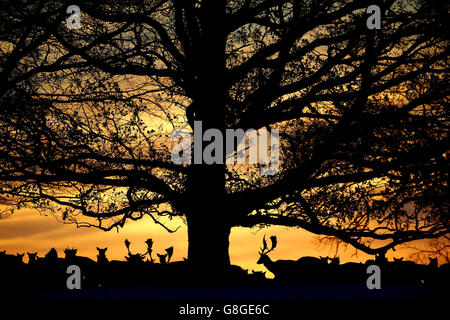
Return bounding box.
[0,0,448,276]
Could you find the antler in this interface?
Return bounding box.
[259,235,277,255]
[145,238,154,263]
[124,239,146,259]
[124,239,131,254]
[166,246,173,263]
[259,235,268,254]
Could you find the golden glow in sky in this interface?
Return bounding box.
[0,208,426,277]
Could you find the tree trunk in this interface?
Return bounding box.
[183,0,229,277]
[172,0,232,278]
[186,203,231,270]
[186,165,230,277]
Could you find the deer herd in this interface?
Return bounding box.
[0,238,183,289]
[257,235,449,286]
[0,235,449,290]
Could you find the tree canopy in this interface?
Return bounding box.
[0,0,448,268]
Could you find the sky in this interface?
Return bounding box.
[0,207,429,277]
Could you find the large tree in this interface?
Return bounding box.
[0,0,448,274]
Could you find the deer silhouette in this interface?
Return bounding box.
[96,247,109,264]
[422,257,439,285]
[250,270,267,281]
[328,257,340,265]
[64,248,95,265]
[256,235,328,282]
[392,257,417,267]
[145,238,155,263]
[157,246,174,264]
[16,253,24,264]
[43,248,61,264]
[338,261,365,284]
[428,257,438,270]
[0,251,24,265]
[62,248,95,287]
[365,251,388,265]
[124,239,146,263]
[27,252,39,264]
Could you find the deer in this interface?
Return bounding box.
[27,252,39,264]
[16,253,24,264]
[124,239,146,263]
[421,257,439,285]
[256,235,328,282]
[62,248,95,287]
[256,235,280,277]
[297,256,329,264]
[43,248,61,264]
[157,246,174,264]
[64,248,95,265]
[338,261,365,284]
[250,270,267,281]
[328,257,340,265]
[365,251,388,265]
[96,247,109,264]
[0,251,24,265]
[428,257,438,270]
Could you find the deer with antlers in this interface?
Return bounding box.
[257,235,296,281]
[257,235,329,282]
[124,239,147,264]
